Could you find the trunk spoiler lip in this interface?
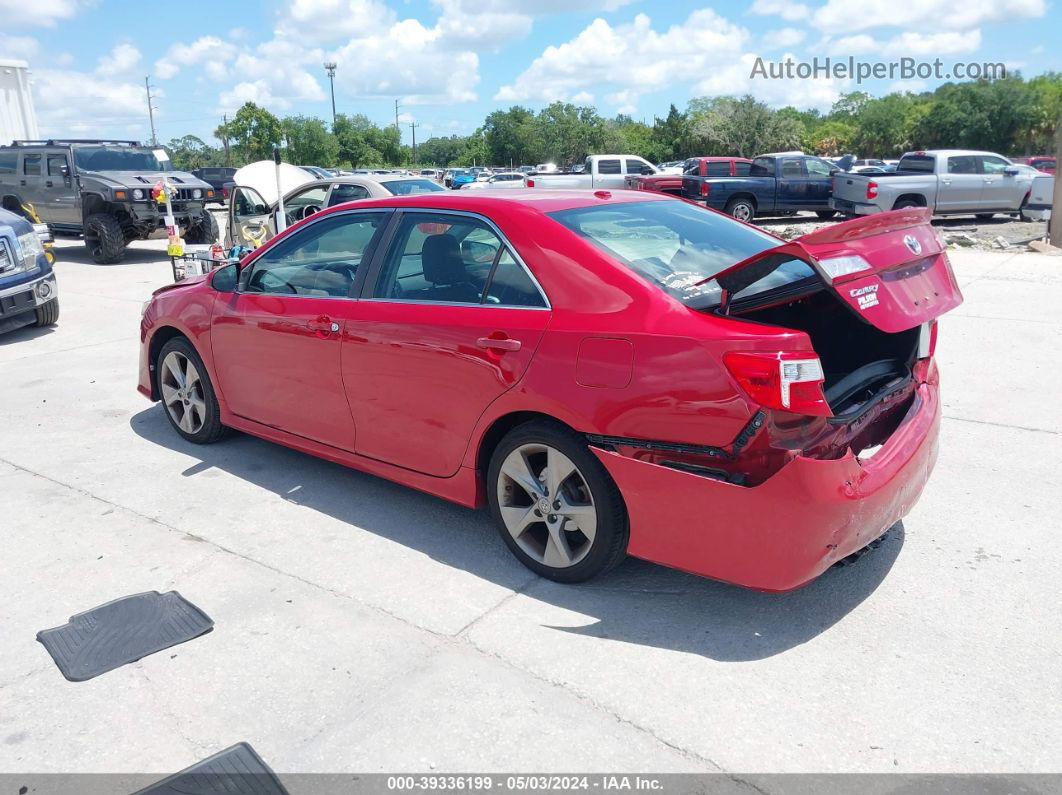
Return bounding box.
[793,207,933,245]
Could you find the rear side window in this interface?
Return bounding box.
[23,154,41,175]
[0,151,15,173]
[898,155,935,173]
[484,250,546,308]
[947,155,979,174]
[597,159,621,175]
[328,183,371,205]
[780,159,803,178]
[705,162,730,176]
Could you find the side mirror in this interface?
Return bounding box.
[829,167,841,175]
[210,263,238,293]
[640,166,653,175]
[1003,167,1020,176]
[60,165,71,178]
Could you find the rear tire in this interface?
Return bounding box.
[184,210,219,245]
[487,420,628,583]
[84,213,126,264]
[156,337,228,444]
[725,197,756,223]
[975,213,995,221]
[816,210,838,219]
[34,298,59,326]
[892,200,921,210]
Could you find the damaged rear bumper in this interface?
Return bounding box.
[593,381,940,592]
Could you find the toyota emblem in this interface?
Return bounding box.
[904,234,923,255]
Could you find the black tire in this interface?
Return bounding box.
[892,199,921,210]
[34,298,59,326]
[975,213,995,221]
[156,336,228,444]
[487,420,628,583]
[816,210,838,219]
[1019,199,1034,222]
[184,210,219,245]
[84,213,126,264]
[724,196,756,223]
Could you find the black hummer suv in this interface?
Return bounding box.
[0,139,219,264]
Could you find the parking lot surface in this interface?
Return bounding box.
[2,233,1061,779]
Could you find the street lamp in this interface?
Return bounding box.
[323,62,337,128]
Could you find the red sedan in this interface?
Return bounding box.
[138,191,961,591]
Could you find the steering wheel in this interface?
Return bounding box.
[298,204,322,221]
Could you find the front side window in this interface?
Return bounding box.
[625,159,647,175]
[47,155,68,177]
[806,158,832,177]
[549,200,784,308]
[245,212,384,297]
[373,212,543,307]
[980,156,1009,174]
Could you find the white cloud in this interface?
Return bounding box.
[888,79,929,94]
[820,30,983,57]
[283,0,395,42]
[32,67,155,136]
[703,53,848,110]
[571,91,595,104]
[0,0,87,27]
[154,36,231,80]
[750,0,811,21]
[95,43,141,77]
[764,28,806,48]
[496,10,749,107]
[0,34,40,59]
[814,0,1045,32]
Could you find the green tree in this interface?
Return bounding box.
[164,135,222,171]
[224,102,283,163]
[482,106,542,167]
[689,95,801,157]
[417,135,469,166]
[281,115,339,167]
[333,113,402,167]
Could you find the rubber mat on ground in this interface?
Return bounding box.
[134,743,288,795]
[36,590,213,681]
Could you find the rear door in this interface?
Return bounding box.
[17,152,45,217]
[776,157,807,209]
[938,154,983,213]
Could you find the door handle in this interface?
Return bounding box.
[19,180,26,186]
[477,336,521,352]
[308,316,340,337]
[46,181,53,187]
[940,179,951,185]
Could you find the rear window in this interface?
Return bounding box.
[549,200,793,308]
[897,155,936,173]
[382,179,444,195]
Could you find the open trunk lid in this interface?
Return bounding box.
[714,207,962,332]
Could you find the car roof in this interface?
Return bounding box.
[325,188,671,215]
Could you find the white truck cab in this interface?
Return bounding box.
[525,155,657,189]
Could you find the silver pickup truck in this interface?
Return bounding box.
[831,150,1040,219]
[524,154,657,189]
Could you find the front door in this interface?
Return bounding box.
[210,210,389,449]
[227,185,273,249]
[16,153,45,219]
[342,210,550,477]
[979,155,1020,210]
[804,157,835,209]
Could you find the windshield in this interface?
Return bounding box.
[549,200,801,307]
[72,146,173,172]
[382,179,445,195]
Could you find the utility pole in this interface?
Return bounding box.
[323,62,337,129]
[219,113,231,167]
[394,99,400,130]
[144,75,158,146]
[410,121,419,166]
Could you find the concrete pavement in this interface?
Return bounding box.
[1,235,1060,781]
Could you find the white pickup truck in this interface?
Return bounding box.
[831,149,1040,219]
[525,155,657,189]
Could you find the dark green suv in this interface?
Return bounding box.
[0,139,219,264]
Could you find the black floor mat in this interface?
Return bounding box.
[36,590,213,681]
[134,743,288,795]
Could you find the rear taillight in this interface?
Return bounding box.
[700,181,710,197]
[867,181,878,200]
[723,352,831,417]
[526,178,535,188]
[918,320,938,358]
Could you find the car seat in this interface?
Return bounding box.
[420,234,480,303]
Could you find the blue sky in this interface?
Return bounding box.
[1,0,1057,147]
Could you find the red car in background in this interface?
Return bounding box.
[138,191,961,591]
[1012,156,1056,174]
[625,157,753,196]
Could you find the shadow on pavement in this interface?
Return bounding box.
[0,324,55,345]
[130,404,903,661]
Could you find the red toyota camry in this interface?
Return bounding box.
[138,191,961,591]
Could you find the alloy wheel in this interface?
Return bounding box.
[496,442,598,569]
[159,350,207,435]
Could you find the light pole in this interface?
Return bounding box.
[410,121,419,167]
[323,62,337,129]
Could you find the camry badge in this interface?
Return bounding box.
[904,234,922,255]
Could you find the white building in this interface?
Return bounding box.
[0,59,40,145]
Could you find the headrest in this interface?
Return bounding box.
[422,234,466,285]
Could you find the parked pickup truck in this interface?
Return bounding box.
[682,153,840,221]
[625,156,752,197]
[830,150,1041,219]
[525,154,657,189]
[0,207,58,336]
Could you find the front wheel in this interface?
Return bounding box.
[488,421,628,583]
[156,337,228,444]
[84,213,126,264]
[184,210,219,244]
[724,197,756,223]
[34,298,59,326]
